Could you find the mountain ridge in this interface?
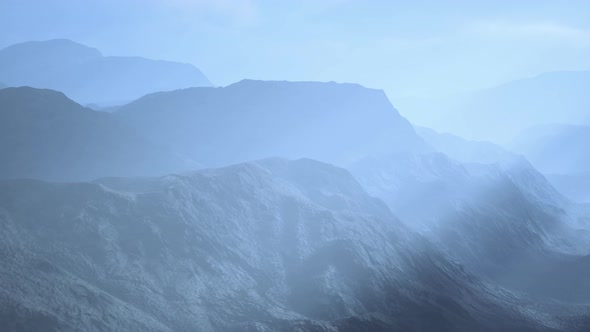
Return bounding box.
[0,39,212,105]
[0,86,196,181]
[116,79,428,168]
[1,158,586,331]
[511,123,590,203]
[397,70,590,142]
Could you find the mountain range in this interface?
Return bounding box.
[511,124,590,175]
[0,39,212,105]
[415,126,514,164]
[0,87,196,181]
[1,40,590,331]
[0,79,428,181]
[397,70,590,143]
[511,124,590,202]
[350,151,590,302]
[2,158,589,331]
[115,79,427,167]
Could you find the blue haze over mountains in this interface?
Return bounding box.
[0,39,211,105]
[1,8,590,332]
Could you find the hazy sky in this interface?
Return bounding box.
[1,0,589,98]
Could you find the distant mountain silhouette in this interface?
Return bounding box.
[511,124,590,202]
[415,126,514,164]
[0,39,212,105]
[116,79,428,167]
[0,87,196,181]
[0,82,7,90]
[511,124,590,175]
[397,71,590,142]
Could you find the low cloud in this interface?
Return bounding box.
[471,21,590,46]
[151,0,259,24]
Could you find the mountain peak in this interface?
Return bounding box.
[1,39,102,61]
[0,39,211,104]
[117,79,426,167]
[0,86,194,181]
[0,86,84,114]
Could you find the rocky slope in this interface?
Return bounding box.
[350,152,590,303]
[1,158,585,331]
[0,87,195,181]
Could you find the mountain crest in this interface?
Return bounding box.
[0,39,212,104]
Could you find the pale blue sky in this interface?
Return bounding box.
[1,0,589,98]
